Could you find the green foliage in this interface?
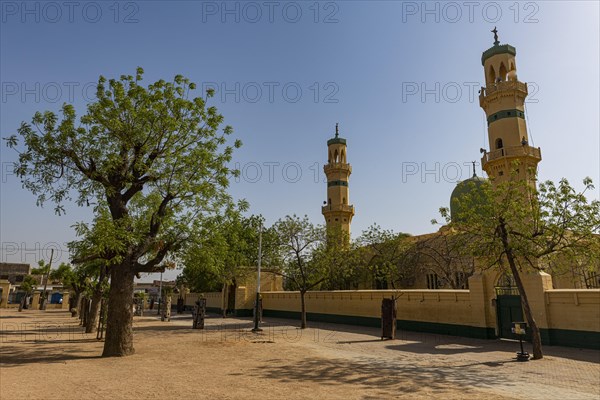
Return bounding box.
[356,224,413,289]
[31,259,50,276]
[180,213,280,292]
[408,230,476,289]
[5,68,242,355]
[20,275,38,294]
[438,176,600,273]
[6,68,241,275]
[312,227,362,290]
[49,262,72,283]
[272,215,326,293]
[437,173,600,360]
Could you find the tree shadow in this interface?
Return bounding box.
[0,334,103,367]
[246,355,516,397]
[262,316,600,364]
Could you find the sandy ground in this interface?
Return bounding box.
[1,309,599,399]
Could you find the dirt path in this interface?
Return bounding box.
[1,309,598,399]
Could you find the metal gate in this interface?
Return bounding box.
[495,287,524,339]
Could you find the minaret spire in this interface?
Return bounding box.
[492,26,499,46]
[335,122,339,138]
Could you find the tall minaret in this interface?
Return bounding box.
[322,123,354,235]
[479,28,542,186]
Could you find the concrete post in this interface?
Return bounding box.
[521,271,553,341]
[468,273,495,338]
[62,292,70,310]
[0,280,10,308]
[32,291,41,309]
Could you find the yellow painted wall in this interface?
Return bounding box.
[183,274,600,336]
[546,289,600,332]
[261,290,474,326]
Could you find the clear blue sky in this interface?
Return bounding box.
[1,1,599,281]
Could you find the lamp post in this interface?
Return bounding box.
[157,271,163,315]
[252,224,263,332]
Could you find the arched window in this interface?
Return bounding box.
[334,149,339,163]
[488,65,496,84]
[499,62,507,82]
[341,149,346,163]
[328,198,331,204]
[343,197,346,204]
[495,138,504,149]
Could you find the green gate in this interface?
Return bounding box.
[495,287,524,339]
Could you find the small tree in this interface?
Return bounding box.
[18,275,38,311]
[357,224,414,289]
[182,213,280,316]
[313,226,361,290]
[408,230,476,289]
[273,215,325,329]
[437,175,600,359]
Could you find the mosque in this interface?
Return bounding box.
[321,30,596,291]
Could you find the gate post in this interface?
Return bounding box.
[468,273,495,338]
[381,297,397,340]
[520,272,553,343]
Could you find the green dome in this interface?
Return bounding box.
[450,174,489,222]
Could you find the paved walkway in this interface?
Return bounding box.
[1,309,599,399]
[189,314,600,400]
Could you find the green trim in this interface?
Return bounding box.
[263,309,495,339]
[398,320,495,340]
[540,328,600,350]
[264,309,600,350]
[264,309,379,328]
[327,137,346,146]
[481,44,517,65]
[327,180,348,188]
[234,309,253,317]
[487,109,525,126]
[205,307,253,318]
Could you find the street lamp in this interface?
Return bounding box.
[252,223,263,332]
[157,270,163,315]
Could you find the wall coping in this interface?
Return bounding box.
[262,289,471,295]
[547,289,600,293]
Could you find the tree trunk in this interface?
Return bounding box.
[300,290,307,329]
[102,266,135,357]
[499,220,543,360]
[81,298,89,327]
[71,292,82,317]
[139,298,144,317]
[85,290,102,333]
[221,283,227,318]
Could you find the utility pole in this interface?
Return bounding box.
[252,224,263,332]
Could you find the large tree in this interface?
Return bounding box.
[5,69,240,356]
[438,175,600,359]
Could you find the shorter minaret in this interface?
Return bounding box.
[322,123,354,235]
